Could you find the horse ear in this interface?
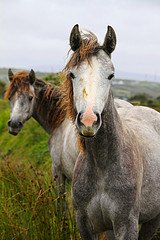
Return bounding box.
[8,68,14,82]
[103,26,117,55]
[29,69,35,85]
[70,24,82,51]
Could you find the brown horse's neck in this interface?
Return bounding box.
[84,91,124,168]
[32,80,66,134]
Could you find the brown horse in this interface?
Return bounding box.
[61,24,160,240]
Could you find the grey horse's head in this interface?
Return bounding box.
[6,69,36,135]
[63,24,116,137]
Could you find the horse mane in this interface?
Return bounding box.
[35,78,66,131]
[65,30,100,70]
[4,71,31,99]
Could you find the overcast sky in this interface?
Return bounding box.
[1,0,160,81]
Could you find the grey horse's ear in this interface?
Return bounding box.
[8,68,14,82]
[103,26,117,55]
[70,24,82,51]
[29,69,35,85]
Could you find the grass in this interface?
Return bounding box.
[0,157,79,240]
[0,100,80,240]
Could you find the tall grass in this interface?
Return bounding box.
[0,156,79,240]
[0,100,80,240]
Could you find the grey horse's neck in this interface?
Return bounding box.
[84,91,123,168]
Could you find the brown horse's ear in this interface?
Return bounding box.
[70,24,82,51]
[8,68,14,82]
[29,69,35,85]
[103,26,116,56]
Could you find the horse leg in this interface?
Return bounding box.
[76,211,98,240]
[53,173,67,214]
[113,215,139,240]
[138,213,160,240]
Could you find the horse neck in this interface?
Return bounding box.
[84,91,124,168]
[32,99,52,134]
[32,83,63,135]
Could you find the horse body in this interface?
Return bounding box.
[62,25,160,239]
[49,119,78,180]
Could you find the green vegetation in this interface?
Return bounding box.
[0,81,6,98]
[0,100,79,240]
[129,93,160,112]
[43,72,62,85]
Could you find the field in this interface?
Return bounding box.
[0,74,160,239]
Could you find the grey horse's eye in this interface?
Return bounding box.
[108,73,114,80]
[69,72,75,79]
[29,96,33,101]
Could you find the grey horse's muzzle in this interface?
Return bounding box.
[75,111,102,137]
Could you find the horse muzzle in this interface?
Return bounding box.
[8,120,23,136]
[75,111,102,137]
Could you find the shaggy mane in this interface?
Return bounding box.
[36,79,66,131]
[65,31,100,70]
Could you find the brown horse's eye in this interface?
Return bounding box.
[69,72,75,79]
[29,96,33,101]
[108,73,114,80]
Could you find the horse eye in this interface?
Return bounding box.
[29,96,33,101]
[108,73,115,80]
[69,72,75,79]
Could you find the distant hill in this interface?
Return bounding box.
[112,79,160,99]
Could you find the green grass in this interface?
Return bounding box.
[0,100,80,240]
[0,157,79,240]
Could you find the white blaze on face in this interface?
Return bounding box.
[10,93,22,119]
[71,50,114,126]
[10,85,35,123]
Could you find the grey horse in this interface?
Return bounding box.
[61,24,160,240]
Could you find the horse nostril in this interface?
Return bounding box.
[18,122,23,128]
[95,113,101,126]
[77,111,83,126]
[8,120,23,129]
[8,120,11,127]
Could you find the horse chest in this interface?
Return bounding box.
[86,185,114,232]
